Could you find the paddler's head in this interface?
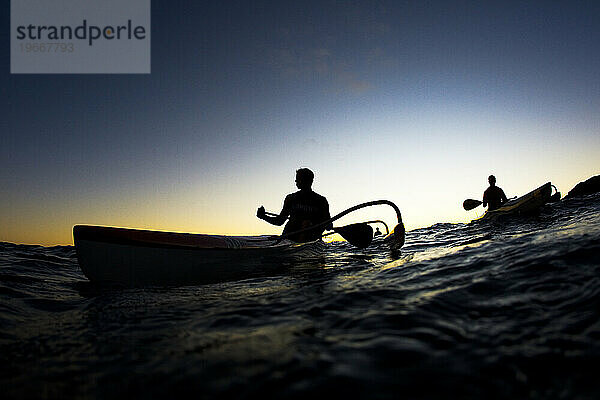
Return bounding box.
[488,175,496,186]
[295,168,314,190]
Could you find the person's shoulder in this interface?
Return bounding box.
[312,191,328,202]
[284,192,298,202]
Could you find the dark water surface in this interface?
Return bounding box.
[2,195,600,399]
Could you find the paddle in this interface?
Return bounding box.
[330,223,373,249]
[265,211,374,248]
[463,199,483,211]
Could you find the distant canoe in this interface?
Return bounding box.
[73,225,324,287]
[480,182,553,221]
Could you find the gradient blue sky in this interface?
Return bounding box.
[2,0,599,245]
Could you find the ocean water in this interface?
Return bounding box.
[1,194,600,399]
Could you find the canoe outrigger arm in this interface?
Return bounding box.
[327,200,405,250]
[279,200,406,250]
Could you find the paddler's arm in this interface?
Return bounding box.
[257,207,287,225]
[256,196,291,226]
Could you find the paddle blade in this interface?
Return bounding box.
[463,199,483,211]
[334,223,373,248]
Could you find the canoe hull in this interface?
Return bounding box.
[74,225,324,286]
[480,182,553,221]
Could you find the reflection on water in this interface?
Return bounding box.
[1,194,600,398]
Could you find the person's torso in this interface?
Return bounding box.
[485,186,504,210]
[287,190,327,221]
[282,190,329,241]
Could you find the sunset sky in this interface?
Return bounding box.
[2,1,599,245]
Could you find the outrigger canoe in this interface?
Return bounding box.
[74,200,406,287]
[479,182,555,221]
[73,225,326,287]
